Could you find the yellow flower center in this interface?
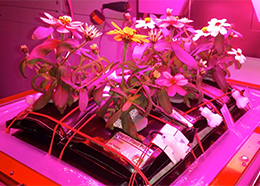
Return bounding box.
[145,17,151,23]
[90,43,98,50]
[59,16,72,25]
[153,70,161,79]
[201,27,208,33]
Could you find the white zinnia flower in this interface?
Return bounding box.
[227,48,246,64]
[135,17,155,29]
[193,27,211,41]
[207,18,231,37]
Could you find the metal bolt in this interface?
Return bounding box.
[240,155,249,162]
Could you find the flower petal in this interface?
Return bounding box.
[114,34,123,41]
[163,71,173,79]
[40,17,57,25]
[44,12,54,19]
[56,26,70,33]
[111,21,123,32]
[167,85,177,97]
[176,86,186,96]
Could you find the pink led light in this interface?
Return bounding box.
[252,0,260,22]
[139,0,187,15]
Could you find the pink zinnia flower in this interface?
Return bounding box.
[40,12,83,38]
[158,16,193,28]
[156,72,188,96]
[157,9,193,29]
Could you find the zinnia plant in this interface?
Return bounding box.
[19,9,245,140]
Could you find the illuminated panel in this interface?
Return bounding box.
[210,126,260,185]
[252,0,260,22]
[0,151,59,185]
[138,0,187,15]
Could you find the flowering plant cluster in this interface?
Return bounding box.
[19,9,245,140]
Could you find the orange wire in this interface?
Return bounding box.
[48,124,60,155]
[5,106,31,133]
[28,111,151,185]
[202,88,226,105]
[188,144,197,160]
[48,105,80,155]
[182,91,233,116]
[129,142,153,186]
[58,113,97,160]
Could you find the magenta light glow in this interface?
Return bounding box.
[138,0,186,15]
[252,0,260,22]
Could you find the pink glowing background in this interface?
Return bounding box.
[0,0,260,99]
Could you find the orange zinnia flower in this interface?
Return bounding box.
[106,22,149,43]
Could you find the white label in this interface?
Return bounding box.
[152,124,190,164]
[106,132,153,168]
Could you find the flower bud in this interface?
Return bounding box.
[124,12,131,21]
[90,43,99,55]
[21,45,29,55]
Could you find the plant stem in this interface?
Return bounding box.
[121,42,128,89]
[61,40,87,65]
[171,27,175,40]
[152,43,165,64]
[61,33,64,42]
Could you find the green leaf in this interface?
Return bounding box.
[121,112,140,140]
[31,74,47,93]
[60,76,78,89]
[80,50,95,61]
[29,38,60,59]
[213,65,228,92]
[32,26,54,40]
[214,34,224,55]
[40,79,49,89]
[191,42,213,56]
[56,65,70,81]
[93,84,106,106]
[67,91,74,107]
[171,42,198,70]
[234,60,242,69]
[125,60,139,71]
[157,89,173,114]
[196,75,204,104]
[99,56,110,64]
[56,38,79,57]
[32,80,57,111]
[106,109,123,130]
[79,88,89,112]
[184,94,191,108]
[110,88,128,99]
[154,41,171,52]
[121,100,132,112]
[142,85,153,117]
[27,58,54,68]
[95,97,112,117]
[132,43,150,62]
[52,82,69,114]
[19,57,28,78]
[38,65,51,73]
[72,60,100,76]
